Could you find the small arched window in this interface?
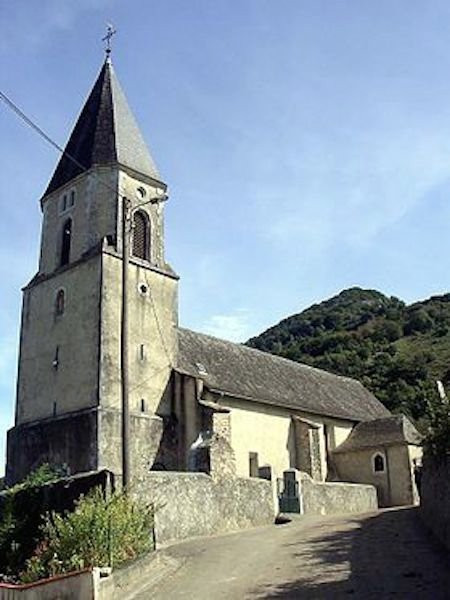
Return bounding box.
[132,211,150,261]
[373,453,385,473]
[55,289,65,316]
[60,219,72,266]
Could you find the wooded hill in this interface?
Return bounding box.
[247,288,450,425]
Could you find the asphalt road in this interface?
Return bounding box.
[134,507,449,599]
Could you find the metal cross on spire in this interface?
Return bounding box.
[102,23,117,57]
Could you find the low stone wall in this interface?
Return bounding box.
[299,473,378,515]
[96,553,177,599]
[0,556,177,600]
[420,455,450,550]
[0,569,94,600]
[134,472,275,545]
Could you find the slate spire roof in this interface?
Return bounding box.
[44,58,161,196]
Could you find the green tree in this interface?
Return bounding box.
[404,309,433,335]
[423,392,450,459]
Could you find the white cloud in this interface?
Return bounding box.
[201,309,252,343]
[248,115,450,256]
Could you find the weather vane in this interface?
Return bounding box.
[102,23,117,57]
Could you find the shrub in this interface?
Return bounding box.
[423,392,450,459]
[0,464,67,577]
[6,464,67,495]
[404,309,433,335]
[20,488,154,582]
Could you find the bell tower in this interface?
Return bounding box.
[6,57,179,485]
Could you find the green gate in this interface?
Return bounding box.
[277,471,300,513]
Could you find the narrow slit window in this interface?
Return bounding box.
[60,219,72,266]
[55,289,65,316]
[132,211,150,261]
[52,346,59,370]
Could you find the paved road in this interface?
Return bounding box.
[135,507,449,599]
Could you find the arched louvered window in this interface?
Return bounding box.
[132,211,150,261]
[60,219,72,266]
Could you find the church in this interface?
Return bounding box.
[6,55,421,509]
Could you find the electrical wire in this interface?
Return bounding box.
[0,88,124,199]
[1,87,174,400]
[123,268,175,395]
[144,269,174,366]
[128,362,173,395]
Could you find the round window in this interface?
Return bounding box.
[136,186,146,199]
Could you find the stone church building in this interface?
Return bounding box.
[6,57,421,508]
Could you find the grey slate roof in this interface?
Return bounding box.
[176,328,390,423]
[333,415,422,453]
[44,59,161,196]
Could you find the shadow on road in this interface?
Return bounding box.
[250,507,449,599]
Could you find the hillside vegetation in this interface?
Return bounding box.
[247,288,450,424]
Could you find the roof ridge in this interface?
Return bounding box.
[179,327,366,386]
[178,328,389,421]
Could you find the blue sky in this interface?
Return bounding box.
[1,1,450,475]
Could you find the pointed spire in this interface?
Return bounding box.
[44,60,161,196]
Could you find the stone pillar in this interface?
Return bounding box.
[209,411,236,481]
[213,411,231,442]
[309,428,323,481]
[292,417,323,481]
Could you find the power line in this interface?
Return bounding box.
[128,362,173,395]
[0,88,123,199]
[144,269,174,366]
[119,269,174,396]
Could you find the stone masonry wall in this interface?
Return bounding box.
[295,421,313,474]
[98,409,164,480]
[209,412,236,481]
[213,411,231,441]
[6,409,99,486]
[293,420,322,481]
[299,472,378,516]
[309,428,323,481]
[421,455,450,550]
[134,472,274,545]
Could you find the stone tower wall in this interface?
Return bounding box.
[39,167,119,275]
[99,251,178,415]
[16,253,102,425]
[10,165,178,483]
